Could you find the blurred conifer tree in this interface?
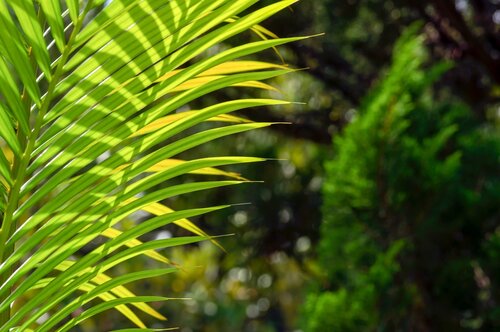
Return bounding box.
[303,27,500,331]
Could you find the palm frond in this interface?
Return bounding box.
[0,0,301,330]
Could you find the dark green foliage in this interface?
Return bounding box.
[303,28,500,331]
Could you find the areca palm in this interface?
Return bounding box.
[0,0,302,330]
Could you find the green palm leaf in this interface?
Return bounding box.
[0,0,301,330]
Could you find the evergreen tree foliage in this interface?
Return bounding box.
[303,27,500,331]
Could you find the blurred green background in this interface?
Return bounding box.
[79,1,499,331]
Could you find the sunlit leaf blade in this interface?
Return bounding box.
[101,227,171,264]
[38,0,66,52]
[198,61,288,76]
[6,0,52,79]
[0,104,22,157]
[0,145,12,187]
[66,0,80,23]
[167,76,278,93]
[133,113,252,137]
[0,57,29,135]
[147,159,248,180]
[0,182,7,213]
[60,296,168,332]
[143,202,225,251]
[83,268,169,321]
[0,1,40,106]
